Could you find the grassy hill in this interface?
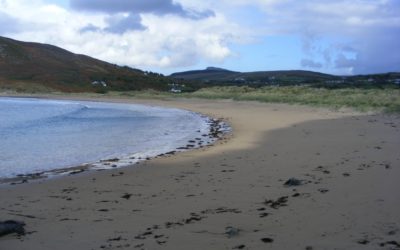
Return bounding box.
[170,67,336,85]
[171,67,400,88]
[0,36,173,92]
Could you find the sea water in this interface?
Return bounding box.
[0,97,214,179]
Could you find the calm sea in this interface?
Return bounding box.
[0,97,212,178]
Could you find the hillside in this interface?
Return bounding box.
[170,67,336,85]
[171,67,400,87]
[0,36,172,92]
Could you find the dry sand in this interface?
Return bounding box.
[0,97,399,250]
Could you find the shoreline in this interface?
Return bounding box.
[1,96,399,249]
[0,96,231,185]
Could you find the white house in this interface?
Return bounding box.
[91,80,107,87]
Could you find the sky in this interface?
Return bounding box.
[0,0,399,75]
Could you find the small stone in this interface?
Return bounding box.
[284,178,303,187]
[0,220,25,237]
[261,237,274,243]
[225,227,240,238]
[357,239,369,245]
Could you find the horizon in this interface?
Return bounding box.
[1,0,399,76]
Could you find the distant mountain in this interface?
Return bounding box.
[170,67,239,81]
[171,67,400,87]
[170,67,336,84]
[0,36,172,92]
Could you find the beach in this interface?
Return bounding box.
[1,97,399,250]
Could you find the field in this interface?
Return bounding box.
[109,85,400,113]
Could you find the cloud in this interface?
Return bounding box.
[0,0,236,71]
[0,11,21,34]
[225,0,400,74]
[104,14,146,33]
[1,0,398,74]
[70,0,215,19]
[79,24,101,33]
[334,53,356,69]
[301,59,322,69]
[70,0,187,16]
[70,0,214,34]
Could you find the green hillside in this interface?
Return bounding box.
[170,67,336,85]
[170,67,400,88]
[0,36,173,92]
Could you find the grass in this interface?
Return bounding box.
[193,86,400,112]
[107,85,400,113]
[2,84,399,113]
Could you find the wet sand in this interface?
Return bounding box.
[1,97,399,250]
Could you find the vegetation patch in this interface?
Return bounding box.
[190,86,400,112]
[105,85,400,113]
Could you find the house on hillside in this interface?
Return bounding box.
[91,80,107,87]
[168,83,183,93]
[390,79,400,85]
[170,88,182,93]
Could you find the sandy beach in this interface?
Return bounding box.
[1,97,399,250]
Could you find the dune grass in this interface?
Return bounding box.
[2,84,399,113]
[111,85,400,113]
[192,86,400,112]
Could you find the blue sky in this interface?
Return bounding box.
[1,0,399,75]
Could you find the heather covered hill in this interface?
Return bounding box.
[171,67,400,88]
[0,36,172,92]
[170,67,336,85]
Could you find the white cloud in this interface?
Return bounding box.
[0,0,242,71]
[229,0,400,74]
[0,0,398,74]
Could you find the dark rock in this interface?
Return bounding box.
[264,196,288,209]
[225,226,240,238]
[121,193,132,200]
[318,188,329,193]
[357,239,369,245]
[0,220,25,237]
[233,244,246,249]
[184,215,202,224]
[384,241,400,247]
[107,236,122,242]
[284,178,303,187]
[103,158,120,162]
[69,169,85,175]
[261,237,274,243]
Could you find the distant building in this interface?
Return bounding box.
[234,77,246,83]
[170,88,182,93]
[91,80,107,87]
[325,79,345,84]
[168,83,183,93]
